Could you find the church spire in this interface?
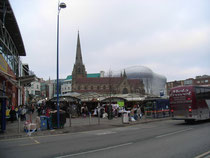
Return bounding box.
[75,31,83,65]
[123,69,127,78]
[72,31,87,80]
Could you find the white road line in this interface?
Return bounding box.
[18,137,40,146]
[194,150,210,158]
[96,131,116,135]
[30,137,40,144]
[156,128,193,138]
[19,143,38,146]
[55,142,133,158]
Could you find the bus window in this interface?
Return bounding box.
[197,87,210,99]
[196,88,200,94]
[201,88,205,93]
[204,88,210,99]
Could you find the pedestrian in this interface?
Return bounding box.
[45,107,51,129]
[45,107,50,117]
[21,106,27,121]
[31,104,35,114]
[137,105,142,119]
[9,106,16,123]
[81,106,85,117]
[15,106,19,120]
[130,108,135,121]
[17,106,21,119]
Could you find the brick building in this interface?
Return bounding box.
[166,75,210,95]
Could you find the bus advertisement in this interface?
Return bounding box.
[169,85,210,123]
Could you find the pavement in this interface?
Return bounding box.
[0,112,171,140]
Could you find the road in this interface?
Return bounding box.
[0,119,210,158]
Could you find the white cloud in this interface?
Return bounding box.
[10,0,210,81]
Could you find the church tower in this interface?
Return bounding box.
[72,32,87,80]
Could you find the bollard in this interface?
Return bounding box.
[98,108,100,125]
[18,116,21,133]
[89,112,91,125]
[69,113,72,127]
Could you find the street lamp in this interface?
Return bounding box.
[56,0,66,128]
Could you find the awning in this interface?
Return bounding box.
[0,96,8,99]
[49,96,80,102]
[17,75,36,86]
[0,69,20,88]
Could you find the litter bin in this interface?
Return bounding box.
[40,116,48,130]
[51,110,66,129]
[48,116,53,130]
[107,105,113,120]
[122,112,129,124]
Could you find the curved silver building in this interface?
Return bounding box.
[108,66,167,96]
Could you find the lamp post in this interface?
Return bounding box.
[56,0,66,128]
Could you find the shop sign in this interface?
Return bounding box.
[118,101,124,107]
[0,54,7,73]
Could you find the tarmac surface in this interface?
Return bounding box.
[0,112,171,140]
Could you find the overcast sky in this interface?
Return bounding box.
[10,0,210,82]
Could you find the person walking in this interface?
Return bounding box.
[21,106,27,121]
[137,105,142,120]
[9,106,16,123]
[15,106,19,120]
[45,107,51,129]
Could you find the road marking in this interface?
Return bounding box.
[30,137,40,144]
[18,137,40,146]
[19,142,38,146]
[96,131,116,135]
[55,142,133,158]
[195,150,210,158]
[156,128,193,138]
[0,133,72,142]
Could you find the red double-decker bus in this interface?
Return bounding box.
[169,85,210,123]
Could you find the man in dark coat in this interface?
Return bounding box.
[9,106,16,123]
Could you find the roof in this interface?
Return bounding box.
[75,77,142,85]
[0,0,26,56]
[66,75,72,80]
[75,77,124,84]
[87,73,100,78]
[66,73,100,80]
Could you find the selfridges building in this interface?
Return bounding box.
[109,66,167,96]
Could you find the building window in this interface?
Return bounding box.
[78,86,80,90]
[184,80,193,85]
[103,85,106,90]
[197,81,200,84]
[85,86,87,90]
[91,86,93,90]
[97,86,100,90]
[205,80,208,83]
[122,88,128,94]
